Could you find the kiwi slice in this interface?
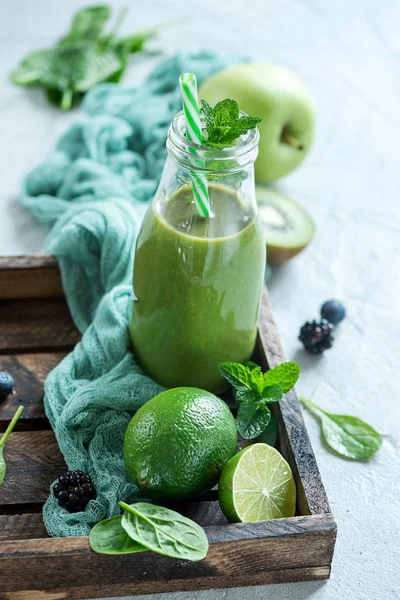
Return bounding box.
[256,186,315,265]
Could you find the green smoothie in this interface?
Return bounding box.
[129,183,266,392]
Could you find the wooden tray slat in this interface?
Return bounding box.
[0,297,80,354]
[0,431,66,506]
[0,352,66,425]
[0,255,63,300]
[0,514,335,598]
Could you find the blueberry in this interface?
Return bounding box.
[0,372,14,398]
[320,300,346,326]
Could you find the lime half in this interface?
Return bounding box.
[218,443,296,522]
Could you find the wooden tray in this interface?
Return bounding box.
[0,255,336,599]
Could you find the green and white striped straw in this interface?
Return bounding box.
[179,72,210,218]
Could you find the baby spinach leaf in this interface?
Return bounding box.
[115,28,158,55]
[10,5,163,109]
[258,413,279,447]
[10,50,53,86]
[0,406,24,486]
[237,402,271,439]
[301,398,382,460]
[264,362,300,393]
[59,6,110,46]
[89,515,146,555]
[119,502,209,561]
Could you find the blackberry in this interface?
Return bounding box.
[0,372,14,398]
[299,319,334,354]
[320,300,346,326]
[53,470,96,513]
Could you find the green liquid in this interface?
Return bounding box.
[129,184,266,392]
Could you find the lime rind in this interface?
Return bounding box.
[219,443,296,522]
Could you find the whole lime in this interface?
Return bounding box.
[123,387,237,501]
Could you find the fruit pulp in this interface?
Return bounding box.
[129,184,266,392]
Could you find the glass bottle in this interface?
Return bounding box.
[129,110,266,393]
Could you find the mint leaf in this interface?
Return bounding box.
[231,115,263,134]
[250,366,264,394]
[260,384,284,403]
[200,99,214,138]
[200,97,262,148]
[264,362,300,393]
[235,387,260,404]
[245,360,259,371]
[258,413,279,447]
[219,362,253,390]
[213,98,239,126]
[237,402,271,439]
[301,398,382,460]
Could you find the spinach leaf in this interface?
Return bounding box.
[301,397,382,460]
[59,6,110,46]
[36,44,122,110]
[0,406,24,486]
[10,6,164,109]
[237,402,271,439]
[89,515,146,555]
[10,50,53,86]
[119,501,209,561]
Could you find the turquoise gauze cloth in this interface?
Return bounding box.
[20,51,243,537]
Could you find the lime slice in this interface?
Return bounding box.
[218,443,296,522]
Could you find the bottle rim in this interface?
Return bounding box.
[166,109,259,173]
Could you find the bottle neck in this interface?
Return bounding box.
[166,110,259,175]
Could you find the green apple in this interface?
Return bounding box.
[199,63,315,183]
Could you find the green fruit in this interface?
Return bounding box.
[124,387,237,501]
[256,185,315,265]
[199,63,315,183]
[218,443,296,522]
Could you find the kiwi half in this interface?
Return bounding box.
[256,186,315,265]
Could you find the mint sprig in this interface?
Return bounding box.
[219,361,300,440]
[200,99,262,148]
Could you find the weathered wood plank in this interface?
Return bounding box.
[182,500,228,526]
[257,287,331,517]
[0,431,66,505]
[0,566,332,599]
[0,514,336,596]
[0,298,79,354]
[0,513,47,541]
[0,255,62,300]
[0,353,66,425]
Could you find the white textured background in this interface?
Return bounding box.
[1,1,399,599]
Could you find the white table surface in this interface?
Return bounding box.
[1,1,399,599]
